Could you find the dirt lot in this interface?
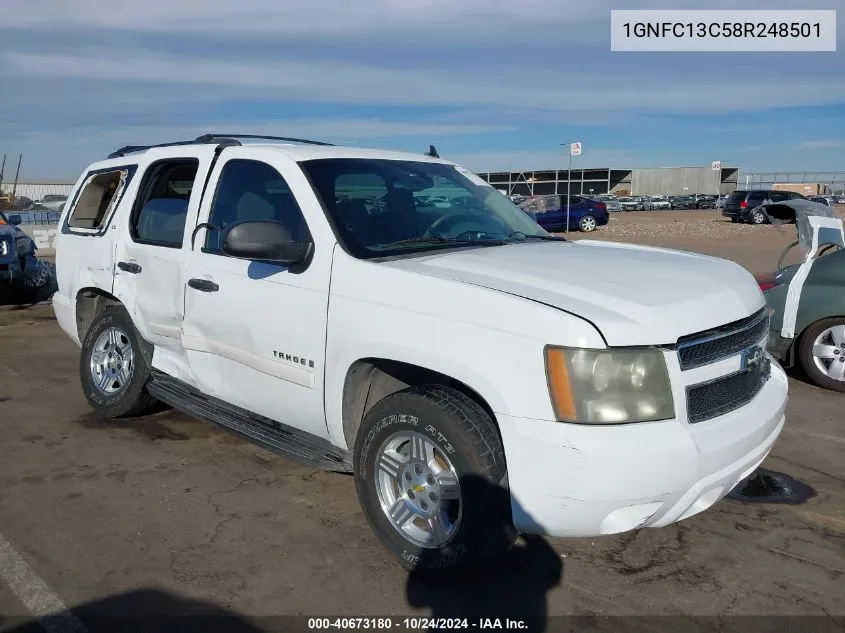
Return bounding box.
[1,210,844,630]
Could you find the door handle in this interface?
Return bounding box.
[117,261,142,274]
[188,278,219,292]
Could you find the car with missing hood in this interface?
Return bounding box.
[52,134,787,573]
[650,196,672,210]
[0,208,58,303]
[754,199,845,392]
[617,196,642,212]
[597,194,621,212]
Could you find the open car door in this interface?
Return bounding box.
[761,200,845,339]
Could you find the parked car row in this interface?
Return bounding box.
[0,193,68,213]
[583,193,719,211]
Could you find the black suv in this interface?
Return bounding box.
[722,189,808,224]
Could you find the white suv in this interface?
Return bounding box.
[52,134,788,573]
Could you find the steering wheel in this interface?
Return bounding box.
[424,213,486,238]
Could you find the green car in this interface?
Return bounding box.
[755,200,845,392]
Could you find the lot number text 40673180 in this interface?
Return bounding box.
[307,618,529,630]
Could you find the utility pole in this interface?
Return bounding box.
[11,154,22,199]
[0,154,6,193]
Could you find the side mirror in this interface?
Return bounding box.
[221,220,313,266]
[8,214,22,226]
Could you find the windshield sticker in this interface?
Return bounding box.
[454,166,492,188]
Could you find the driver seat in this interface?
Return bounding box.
[381,188,418,241]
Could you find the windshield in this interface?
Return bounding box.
[299,158,553,259]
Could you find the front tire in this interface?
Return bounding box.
[79,306,159,417]
[579,215,598,232]
[354,386,514,573]
[798,318,845,392]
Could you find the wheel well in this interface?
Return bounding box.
[76,288,122,341]
[341,359,499,450]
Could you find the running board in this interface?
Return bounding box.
[146,372,352,473]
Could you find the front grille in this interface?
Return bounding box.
[687,363,770,424]
[676,308,769,370]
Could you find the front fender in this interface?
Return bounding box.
[323,248,607,450]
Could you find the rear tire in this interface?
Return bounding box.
[353,386,515,574]
[79,305,159,418]
[751,210,767,225]
[797,318,845,393]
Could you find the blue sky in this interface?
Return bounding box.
[0,0,842,180]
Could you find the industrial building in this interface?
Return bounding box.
[478,166,740,197]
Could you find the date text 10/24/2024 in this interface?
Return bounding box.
[308,618,530,630]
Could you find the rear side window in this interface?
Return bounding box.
[131,159,199,248]
[67,169,130,230]
[769,192,789,202]
[748,191,768,202]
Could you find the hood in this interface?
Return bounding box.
[382,240,764,346]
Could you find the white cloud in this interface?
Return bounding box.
[7,49,845,116]
[1,0,843,178]
[0,0,611,34]
[799,139,843,149]
[450,149,641,172]
[4,0,837,35]
[9,118,512,147]
[1,119,514,178]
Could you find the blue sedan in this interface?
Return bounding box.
[519,194,609,233]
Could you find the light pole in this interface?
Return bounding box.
[713,159,730,197]
[560,141,581,233]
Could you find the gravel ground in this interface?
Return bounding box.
[587,207,845,240]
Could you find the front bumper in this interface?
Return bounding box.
[497,360,788,538]
[766,329,794,367]
[0,264,24,284]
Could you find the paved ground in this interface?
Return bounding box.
[1,212,844,630]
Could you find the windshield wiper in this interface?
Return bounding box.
[508,232,567,241]
[380,235,508,248]
[385,236,454,246]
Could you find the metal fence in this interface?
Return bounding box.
[740,171,845,196]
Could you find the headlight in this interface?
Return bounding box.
[0,240,7,256]
[544,346,674,424]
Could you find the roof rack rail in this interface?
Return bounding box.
[194,134,334,146]
[107,133,333,159]
[107,139,230,160]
